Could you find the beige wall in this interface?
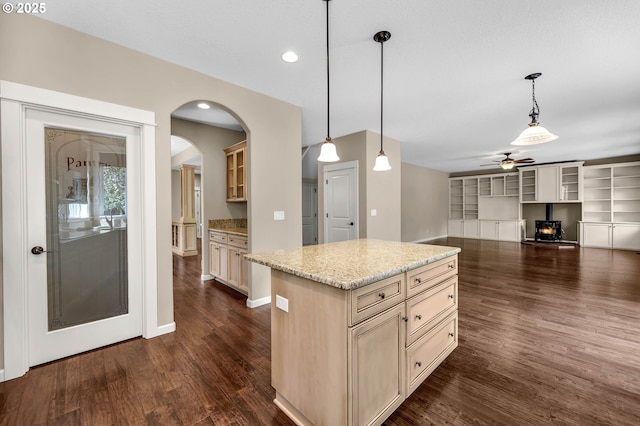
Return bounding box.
[401,162,449,242]
[0,12,301,368]
[317,130,401,243]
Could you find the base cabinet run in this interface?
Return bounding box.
[271,254,459,426]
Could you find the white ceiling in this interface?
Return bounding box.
[39,0,640,173]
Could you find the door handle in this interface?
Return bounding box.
[31,246,52,255]
[348,222,354,226]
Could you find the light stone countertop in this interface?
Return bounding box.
[209,227,248,236]
[245,239,460,290]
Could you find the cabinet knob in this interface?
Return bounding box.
[448,294,455,299]
[448,264,455,269]
[415,361,422,367]
[402,316,408,322]
[415,277,422,283]
[448,332,454,338]
[378,292,385,299]
[415,314,422,320]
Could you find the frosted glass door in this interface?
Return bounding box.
[45,128,128,330]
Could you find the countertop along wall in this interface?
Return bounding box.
[0,12,302,368]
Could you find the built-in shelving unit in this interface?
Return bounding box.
[449,179,463,219]
[582,166,612,222]
[520,169,536,202]
[580,161,640,251]
[612,164,640,223]
[561,166,580,201]
[463,178,478,219]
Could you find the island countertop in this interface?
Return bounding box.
[245,238,460,290]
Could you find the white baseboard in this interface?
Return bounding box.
[201,274,214,281]
[246,296,271,308]
[145,321,176,339]
[410,234,448,243]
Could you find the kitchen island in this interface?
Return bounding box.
[245,239,461,426]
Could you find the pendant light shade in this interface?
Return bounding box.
[373,30,391,171]
[317,0,339,162]
[511,73,558,146]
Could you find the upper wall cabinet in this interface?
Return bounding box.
[224,140,247,202]
[519,162,583,203]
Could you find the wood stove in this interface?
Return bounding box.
[535,203,563,242]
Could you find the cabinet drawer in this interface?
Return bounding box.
[228,234,248,248]
[209,231,227,244]
[406,276,457,346]
[407,255,457,298]
[350,274,405,326]
[406,311,458,395]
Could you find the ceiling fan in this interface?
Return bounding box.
[481,153,535,170]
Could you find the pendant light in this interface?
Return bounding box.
[511,73,558,146]
[317,0,340,162]
[373,30,391,171]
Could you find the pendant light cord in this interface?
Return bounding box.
[326,0,330,140]
[530,78,540,122]
[380,38,384,153]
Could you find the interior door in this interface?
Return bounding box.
[25,108,142,367]
[302,181,318,245]
[324,162,358,243]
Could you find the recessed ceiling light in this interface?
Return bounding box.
[197,102,210,109]
[281,51,299,63]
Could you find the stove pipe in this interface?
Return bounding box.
[546,203,553,221]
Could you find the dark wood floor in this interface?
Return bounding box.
[1,238,639,425]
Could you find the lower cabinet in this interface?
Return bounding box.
[479,220,524,242]
[448,219,479,239]
[271,255,459,426]
[209,230,248,294]
[579,222,640,250]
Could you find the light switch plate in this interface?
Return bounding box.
[274,210,285,221]
[276,294,289,312]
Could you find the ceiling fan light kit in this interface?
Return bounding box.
[482,152,535,170]
[317,0,340,163]
[511,73,558,146]
[372,30,392,171]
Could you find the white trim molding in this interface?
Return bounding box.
[0,80,168,380]
[247,296,271,308]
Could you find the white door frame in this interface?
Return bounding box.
[0,81,166,381]
[323,160,359,243]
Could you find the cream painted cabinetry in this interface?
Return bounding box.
[208,231,228,279]
[579,222,640,251]
[227,234,249,293]
[224,140,247,202]
[449,172,520,240]
[579,162,640,250]
[270,254,459,426]
[208,230,248,294]
[447,219,479,238]
[519,162,583,203]
[479,220,525,242]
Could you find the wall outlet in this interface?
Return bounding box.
[371,209,377,216]
[275,294,289,312]
[274,210,285,221]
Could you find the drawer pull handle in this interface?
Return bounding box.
[415,314,422,320]
[448,332,455,338]
[415,361,422,367]
[378,292,385,299]
[448,264,455,269]
[402,316,408,322]
[448,294,455,299]
[415,277,422,283]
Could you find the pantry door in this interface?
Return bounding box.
[25,109,143,367]
[1,81,160,380]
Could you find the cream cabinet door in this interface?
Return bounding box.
[349,303,406,426]
[612,224,640,250]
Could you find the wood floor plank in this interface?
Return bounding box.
[1,238,639,425]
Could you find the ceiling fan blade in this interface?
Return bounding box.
[480,163,499,166]
[514,158,535,163]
